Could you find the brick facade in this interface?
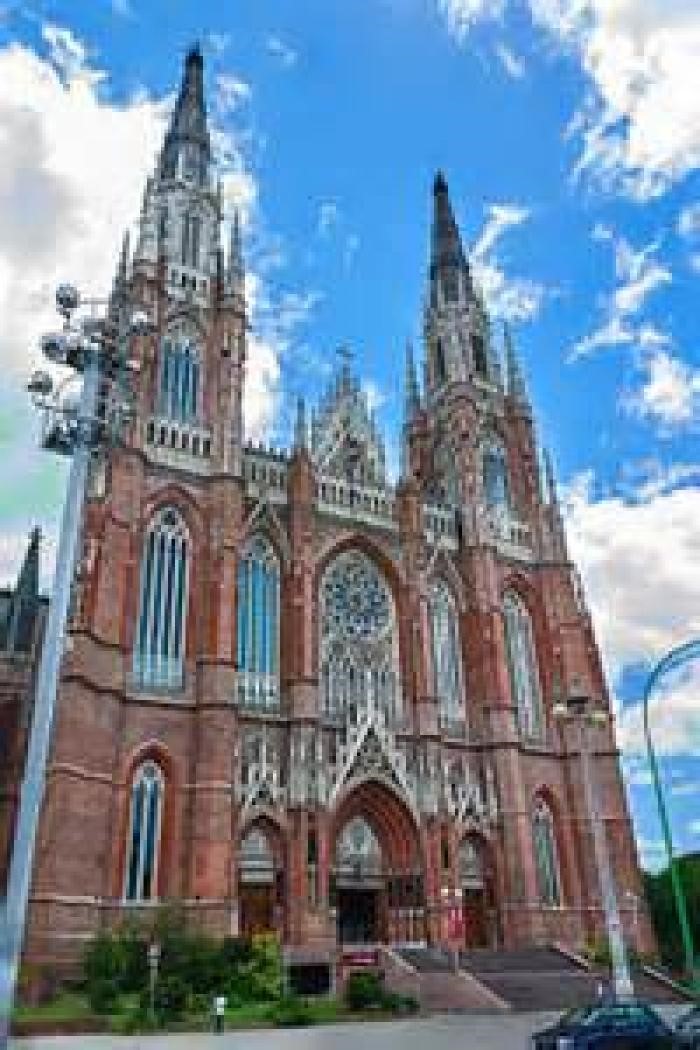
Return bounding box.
[1,46,655,975]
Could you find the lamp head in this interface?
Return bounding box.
[55,283,79,318]
[40,332,69,366]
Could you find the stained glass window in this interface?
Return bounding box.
[429,582,464,728]
[483,437,509,508]
[503,591,543,740]
[533,798,561,906]
[158,327,201,423]
[236,537,280,709]
[320,552,399,725]
[133,507,189,689]
[124,761,163,901]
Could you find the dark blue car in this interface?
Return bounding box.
[531,1002,675,1048]
[675,1005,700,1048]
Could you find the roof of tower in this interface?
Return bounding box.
[430,169,472,305]
[158,44,211,181]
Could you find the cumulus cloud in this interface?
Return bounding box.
[317,200,340,237]
[616,663,700,757]
[471,203,548,321]
[624,349,700,429]
[677,202,700,239]
[435,0,700,201]
[563,466,700,683]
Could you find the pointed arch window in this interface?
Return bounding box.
[132,507,189,690]
[158,326,201,423]
[429,581,464,732]
[503,591,543,740]
[435,338,447,384]
[124,761,164,902]
[532,797,562,906]
[482,437,509,508]
[236,537,280,710]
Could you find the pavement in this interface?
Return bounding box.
[10,1007,691,1050]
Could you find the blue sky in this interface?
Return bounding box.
[0,0,699,869]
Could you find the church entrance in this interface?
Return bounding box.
[238,826,280,938]
[337,887,380,944]
[458,836,491,949]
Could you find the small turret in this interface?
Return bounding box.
[504,323,529,408]
[294,395,308,453]
[543,448,558,506]
[226,209,245,297]
[430,170,473,309]
[404,339,421,420]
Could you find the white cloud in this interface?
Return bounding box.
[563,466,700,684]
[569,232,671,360]
[616,663,700,758]
[691,254,700,275]
[215,74,252,114]
[436,0,505,41]
[207,32,232,56]
[624,349,700,428]
[495,42,525,77]
[689,819,700,836]
[471,203,548,321]
[536,0,700,201]
[343,233,361,270]
[266,34,298,68]
[678,202,700,239]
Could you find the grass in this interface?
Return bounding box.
[15,992,416,1034]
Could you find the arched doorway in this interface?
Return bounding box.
[330,778,424,946]
[238,825,283,937]
[458,835,493,948]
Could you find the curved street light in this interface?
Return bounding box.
[642,639,700,994]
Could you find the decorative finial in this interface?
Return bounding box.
[294,395,308,452]
[504,322,528,404]
[405,339,420,418]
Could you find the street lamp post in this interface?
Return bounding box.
[554,688,635,1002]
[0,285,152,1049]
[642,640,700,993]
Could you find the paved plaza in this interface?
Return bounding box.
[10,1008,690,1050]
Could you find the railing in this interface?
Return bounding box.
[242,446,289,502]
[129,655,185,691]
[482,506,532,559]
[316,477,396,530]
[144,416,212,466]
[234,671,281,712]
[423,503,459,550]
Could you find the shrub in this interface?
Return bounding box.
[82,932,123,1014]
[344,970,385,1011]
[243,933,282,1002]
[269,995,314,1027]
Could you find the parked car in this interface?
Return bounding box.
[531,1001,675,1048]
[675,1005,700,1048]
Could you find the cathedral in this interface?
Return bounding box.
[1,46,654,983]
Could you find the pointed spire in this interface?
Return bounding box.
[159,44,211,186]
[109,231,131,317]
[16,527,40,600]
[430,169,472,308]
[504,323,529,406]
[543,449,558,505]
[404,339,420,419]
[226,208,245,294]
[294,395,308,452]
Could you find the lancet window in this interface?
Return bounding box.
[157,323,201,423]
[532,797,561,906]
[124,761,163,902]
[320,551,399,728]
[428,582,464,730]
[236,537,280,710]
[132,507,189,689]
[503,591,543,740]
[482,436,509,508]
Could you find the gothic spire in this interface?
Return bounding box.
[108,231,131,317]
[3,527,41,652]
[430,169,472,308]
[226,208,245,294]
[504,322,529,407]
[294,395,308,452]
[15,527,40,601]
[159,44,211,186]
[404,339,420,419]
[543,449,558,505]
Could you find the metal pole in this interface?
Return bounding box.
[642,640,700,992]
[579,718,634,1002]
[0,350,100,1049]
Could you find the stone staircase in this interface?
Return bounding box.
[458,947,690,1012]
[388,947,509,1012]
